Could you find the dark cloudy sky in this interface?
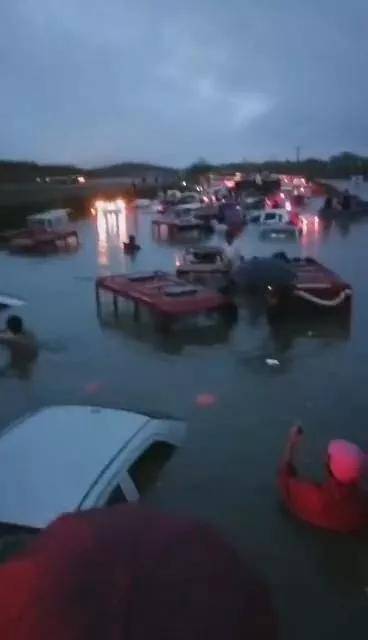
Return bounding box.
[1,1,367,166]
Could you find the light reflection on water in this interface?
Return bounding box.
[95,206,139,267]
[0,191,368,638]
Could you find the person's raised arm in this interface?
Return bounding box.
[281,424,304,470]
[279,425,325,525]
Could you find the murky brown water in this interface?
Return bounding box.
[1,187,368,637]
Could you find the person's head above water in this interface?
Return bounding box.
[327,439,365,484]
[6,315,23,335]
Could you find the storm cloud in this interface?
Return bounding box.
[1,0,367,165]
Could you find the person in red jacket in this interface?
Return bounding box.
[279,425,368,533]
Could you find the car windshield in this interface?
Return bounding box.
[178,195,197,204]
[192,251,219,263]
[175,209,192,218]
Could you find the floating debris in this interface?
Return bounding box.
[265,358,280,367]
[196,393,217,407]
[84,382,103,395]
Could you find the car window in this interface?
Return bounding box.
[193,251,217,263]
[105,484,127,507]
[264,213,276,221]
[179,195,196,204]
[128,442,174,495]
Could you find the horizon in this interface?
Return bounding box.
[0,151,367,172]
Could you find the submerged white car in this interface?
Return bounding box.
[173,193,204,213]
[249,209,291,225]
[0,406,186,529]
[0,293,25,311]
[27,208,71,232]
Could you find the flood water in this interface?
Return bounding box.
[1,185,368,637]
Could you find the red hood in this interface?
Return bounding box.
[0,505,276,639]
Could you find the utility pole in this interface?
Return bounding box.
[296,146,301,164]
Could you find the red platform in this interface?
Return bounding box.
[0,229,27,247]
[96,271,234,321]
[293,259,352,309]
[9,230,79,254]
[267,258,352,316]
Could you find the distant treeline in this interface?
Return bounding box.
[1,152,368,184]
[89,162,178,179]
[0,161,82,183]
[0,160,178,184]
[186,153,368,181]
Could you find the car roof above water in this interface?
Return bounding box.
[185,246,223,255]
[28,209,70,222]
[0,406,185,529]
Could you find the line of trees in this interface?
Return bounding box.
[1,152,368,184]
[0,161,82,184]
[0,160,178,184]
[185,153,368,181]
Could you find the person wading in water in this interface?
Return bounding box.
[279,425,368,533]
[0,315,38,376]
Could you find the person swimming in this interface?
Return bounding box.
[123,235,141,254]
[0,315,38,374]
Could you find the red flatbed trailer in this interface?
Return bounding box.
[95,271,236,328]
[8,230,79,254]
[0,229,27,247]
[267,258,352,316]
[293,259,352,308]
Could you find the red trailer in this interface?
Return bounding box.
[95,271,237,330]
[293,259,352,309]
[9,230,79,254]
[267,258,352,316]
[4,209,79,254]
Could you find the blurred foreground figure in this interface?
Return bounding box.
[0,504,277,640]
[279,426,368,533]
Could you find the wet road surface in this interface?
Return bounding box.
[1,188,368,637]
